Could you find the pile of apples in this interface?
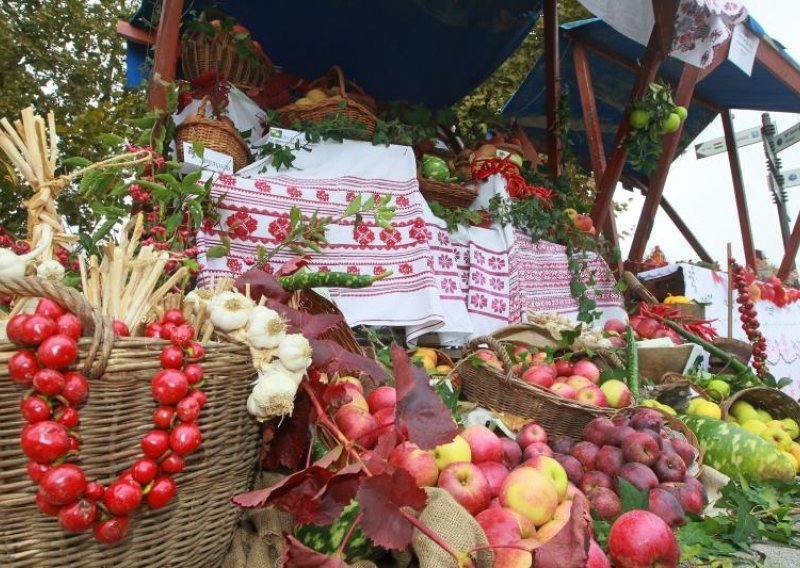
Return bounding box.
[563,208,596,236]
[409,347,454,376]
[555,409,706,531]
[727,400,800,473]
[604,316,680,345]
[473,346,633,409]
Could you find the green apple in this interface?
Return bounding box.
[756,409,773,423]
[730,400,759,423]
[525,455,568,502]
[499,466,559,527]
[741,419,767,436]
[629,109,650,129]
[673,106,688,121]
[659,113,681,134]
[781,418,800,440]
[761,424,793,451]
[432,435,471,470]
[706,379,731,401]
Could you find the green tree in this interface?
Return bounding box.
[0,0,145,235]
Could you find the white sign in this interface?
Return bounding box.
[694,126,762,159]
[776,123,800,153]
[180,142,234,174]
[785,168,800,189]
[264,127,307,148]
[728,23,759,76]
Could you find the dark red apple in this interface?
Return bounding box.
[595,445,625,477]
[621,431,660,466]
[522,441,554,460]
[630,408,665,432]
[579,470,613,494]
[606,425,635,447]
[570,441,599,471]
[612,415,630,427]
[652,452,686,483]
[616,462,659,492]
[648,488,686,528]
[550,435,576,455]
[476,461,509,498]
[554,454,584,485]
[639,428,664,450]
[608,510,680,568]
[588,486,622,521]
[682,475,708,505]
[587,538,612,568]
[669,438,697,468]
[582,417,616,447]
[500,437,522,469]
[661,481,705,515]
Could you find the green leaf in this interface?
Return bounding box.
[617,479,649,513]
[165,211,183,233]
[289,206,301,227]
[206,245,230,258]
[99,133,125,146]
[191,139,205,159]
[63,156,93,168]
[362,195,375,211]
[182,170,203,189]
[343,194,362,217]
[130,115,157,129]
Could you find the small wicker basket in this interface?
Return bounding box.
[176,100,251,172]
[458,336,614,439]
[276,66,377,141]
[721,386,800,426]
[417,176,478,210]
[0,277,259,568]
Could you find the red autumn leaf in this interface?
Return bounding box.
[267,300,343,339]
[282,535,351,568]
[533,494,591,568]
[233,465,331,510]
[235,268,292,303]
[276,255,311,276]
[362,431,398,475]
[391,343,458,450]
[260,390,312,471]
[304,464,363,526]
[356,468,428,550]
[310,339,388,384]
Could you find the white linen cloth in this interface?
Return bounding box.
[639,263,800,398]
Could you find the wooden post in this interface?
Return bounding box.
[146,0,185,110]
[777,214,800,280]
[544,0,562,179]
[727,243,733,338]
[658,196,714,264]
[627,63,701,265]
[721,109,757,270]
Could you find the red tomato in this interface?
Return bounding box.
[93,516,130,543]
[39,463,87,505]
[131,457,159,485]
[151,369,189,405]
[162,308,186,326]
[56,407,80,429]
[20,394,51,423]
[37,335,79,369]
[9,350,41,385]
[21,314,57,345]
[140,429,170,459]
[160,453,185,474]
[55,313,83,341]
[20,420,70,463]
[112,319,130,337]
[169,423,202,456]
[32,368,65,396]
[183,363,203,385]
[159,345,184,369]
[61,371,89,406]
[6,313,31,344]
[58,499,98,533]
[103,482,142,516]
[152,405,175,430]
[35,298,67,320]
[146,476,176,509]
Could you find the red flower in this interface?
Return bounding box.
[399,263,413,275]
[316,189,330,202]
[225,211,258,238]
[226,257,242,273]
[218,174,237,187]
[268,215,291,241]
[347,266,360,275]
[254,180,271,193]
[353,224,375,246]
[287,186,302,198]
[379,228,401,248]
[396,195,410,208]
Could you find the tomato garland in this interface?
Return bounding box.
[729,258,768,378]
[6,299,206,543]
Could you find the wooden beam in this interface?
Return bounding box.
[777,214,800,280]
[627,63,701,265]
[544,0,562,179]
[573,41,606,177]
[721,109,757,269]
[147,0,185,111]
[117,20,156,46]
[756,37,800,96]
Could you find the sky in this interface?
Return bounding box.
[614,0,800,270]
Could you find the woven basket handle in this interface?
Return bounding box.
[465,335,517,383]
[0,277,113,379]
[623,271,658,304]
[328,65,351,99]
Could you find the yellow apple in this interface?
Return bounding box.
[730,400,759,423]
[434,364,453,374]
[756,409,773,423]
[499,467,559,527]
[687,399,721,420]
[782,418,800,440]
[524,455,568,502]
[432,435,471,470]
[333,375,363,393]
[535,500,572,542]
[306,88,328,102]
[789,442,800,471]
[741,420,767,436]
[706,379,731,401]
[761,424,793,451]
[781,451,798,473]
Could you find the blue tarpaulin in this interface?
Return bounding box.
[126,0,542,109]
[503,17,800,180]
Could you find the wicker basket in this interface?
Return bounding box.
[614,406,704,478]
[176,101,251,172]
[0,277,259,568]
[418,176,478,210]
[637,344,696,381]
[276,66,377,141]
[720,387,800,426]
[458,336,614,439]
[181,25,272,90]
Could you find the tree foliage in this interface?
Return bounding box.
[0,0,145,234]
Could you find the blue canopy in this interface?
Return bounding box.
[503,17,800,181]
[126,0,542,108]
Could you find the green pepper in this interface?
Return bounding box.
[278,270,392,291]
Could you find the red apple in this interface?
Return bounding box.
[573,360,600,383]
[652,452,686,483]
[603,318,627,334]
[477,461,510,498]
[388,442,439,487]
[553,454,584,485]
[621,431,661,466]
[606,425,636,447]
[474,349,503,370]
[521,365,556,388]
[522,441,554,460]
[334,406,378,448]
[373,407,398,441]
[582,417,616,447]
[570,441,599,471]
[512,344,535,366]
[616,462,659,492]
[550,435,576,455]
[630,408,665,432]
[500,467,559,527]
[639,429,664,450]
[660,481,705,515]
[595,445,625,477]
[576,385,608,407]
[550,383,577,400]
[608,510,680,568]
[475,507,536,567]
[366,386,396,414]
[460,424,503,464]
[648,488,686,528]
[599,380,633,409]
[669,438,697,468]
[587,538,612,568]
[682,475,708,506]
[574,214,594,232]
[588,486,622,521]
[553,359,574,377]
[566,375,594,392]
[579,470,613,494]
[500,437,523,468]
[517,423,548,448]
[437,462,491,515]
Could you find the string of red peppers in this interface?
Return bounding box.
[638,302,719,343]
[729,258,768,378]
[470,156,553,205]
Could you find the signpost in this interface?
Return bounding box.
[694,125,762,159]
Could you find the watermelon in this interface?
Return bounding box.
[681,415,795,482]
[295,501,377,562]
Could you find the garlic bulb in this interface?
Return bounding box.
[0,229,52,279]
[209,290,254,332]
[247,370,301,420]
[276,333,312,372]
[261,359,305,387]
[36,259,65,281]
[246,305,287,349]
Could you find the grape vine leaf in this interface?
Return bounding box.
[276,255,311,277]
[235,268,292,303]
[233,465,331,510]
[356,468,428,550]
[259,391,312,471]
[309,339,389,384]
[282,535,351,568]
[533,495,591,568]
[267,300,343,339]
[391,343,458,450]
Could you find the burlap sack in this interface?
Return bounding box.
[411,488,493,568]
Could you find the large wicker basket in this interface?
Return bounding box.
[181,25,272,90]
[176,101,251,172]
[0,277,260,568]
[721,386,800,426]
[276,66,377,141]
[458,336,614,438]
